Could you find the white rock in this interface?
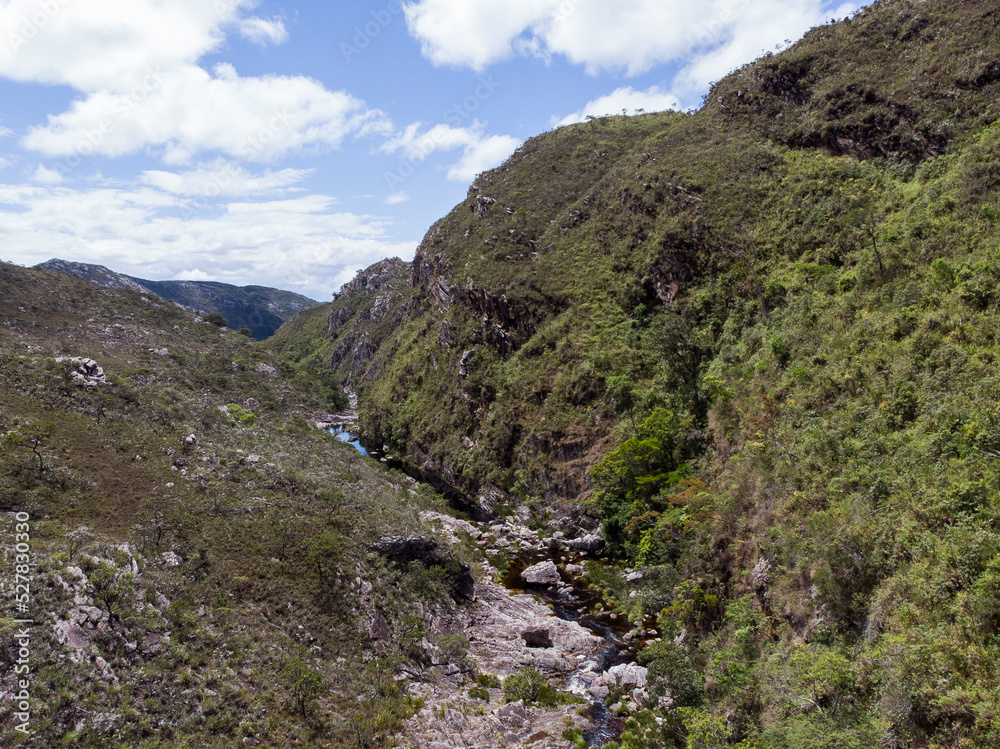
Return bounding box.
[520,560,562,586]
[162,551,182,567]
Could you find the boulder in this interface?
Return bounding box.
[521,626,553,648]
[521,560,561,586]
[53,620,91,650]
[368,609,391,640]
[592,663,648,689]
[56,356,106,388]
[161,551,182,567]
[566,533,605,553]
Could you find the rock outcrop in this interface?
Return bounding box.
[56,357,107,388]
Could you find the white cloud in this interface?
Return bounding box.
[404,0,862,86]
[141,160,312,197]
[555,86,681,127]
[382,122,521,182]
[385,192,411,205]
[0,0,248,91]
[173,268,214,282]
[21,64,391,165]
[447,135,522,182]
[0,127,13,138]
[30,165,64,185]
[0,183,417,300]
[239,16,289,46]
[0,0,389,163]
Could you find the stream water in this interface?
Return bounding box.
[333,426,636,746]
[330,425,369,456]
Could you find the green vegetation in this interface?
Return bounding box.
[268,2,1000,746]
[502,667,559,707]
[10,1,1000,746]
[0,262,457,747]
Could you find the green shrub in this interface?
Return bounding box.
[502,667,558,706]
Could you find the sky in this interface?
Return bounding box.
[0,0,861,301]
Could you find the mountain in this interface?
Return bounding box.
[271,1,1000,745]
[36,258,319,340]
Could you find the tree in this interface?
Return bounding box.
[4,421,55,476]
[502,667,557,706]
[281,652,324,717]
[88,562,134,622]
[66,526,93,562]
[203,312,228,328]
[591,409,697,550]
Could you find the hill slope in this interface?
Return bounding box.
[0,261,477,748]
[271,1,1000,745]
[37,259,318,340]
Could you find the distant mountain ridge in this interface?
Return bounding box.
[37,258,319,340]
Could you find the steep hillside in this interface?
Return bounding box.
[0,262,479,748]
[270,0,1000,745]
[281,0,1000,512]
[37,259,319,340]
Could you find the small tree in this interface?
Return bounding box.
[203,312,228,328]
[88,562,134,622]
[4,422,55,476]
[502,667,557,706]
[66,526,93,562]
[281,652,324,717]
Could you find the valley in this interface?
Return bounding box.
[6,1,1000,747]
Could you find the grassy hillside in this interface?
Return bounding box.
[0,262,470,748]
[270,0,1000,745]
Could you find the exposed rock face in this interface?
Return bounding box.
[459,349,476,378]
[752,557,772,589]
[56,357,106,388]
[521,560,561,586]
[472,195,496,218]
[402,558,603,748]
[322,258,413,386]
[369,536,475,601]
[370,535,438,563]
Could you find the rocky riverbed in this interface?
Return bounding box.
[333,424,660,748]
[386,512,659,749]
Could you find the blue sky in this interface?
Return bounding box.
[0,0,859,300]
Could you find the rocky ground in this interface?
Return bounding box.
[384,512,656,749]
